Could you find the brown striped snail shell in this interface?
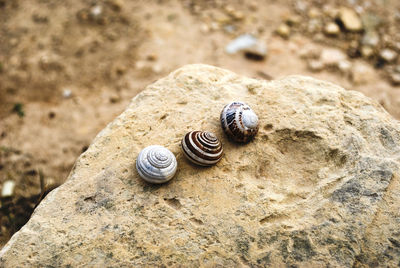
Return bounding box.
[181,131,223,166]
[220,101,259,143]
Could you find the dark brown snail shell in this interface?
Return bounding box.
[181,131,223,166]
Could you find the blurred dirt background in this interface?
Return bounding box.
[0,0,399,247]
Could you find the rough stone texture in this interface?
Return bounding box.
[1,64,400,267]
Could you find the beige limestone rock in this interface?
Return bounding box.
[1,64,400,267]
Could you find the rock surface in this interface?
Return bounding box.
[1,64,400,267]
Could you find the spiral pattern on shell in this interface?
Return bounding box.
[181,131,223,166]
[220,101,259,143]
[136,145,177,184]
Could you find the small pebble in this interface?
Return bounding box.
[223,25,236,34]
[214,11,231,24]
[90,5,103,18]
[294,0,308,13]
[231,10,244,21]
[152,64,163,74]
[276,24,290,39]
[107,0,124,11]
[39,54,63,71]
[389,73,400,85]
[298,44,321,59]
[307,59,324,72]
[320,48,347,67]
[307,19,322,33]
[109,94,120,103]
[1,180,15,197]
[355,5,364,14]
[361,46,374,58]
[226,34,267,60]
[146,53,158,61]
[248,1,257,11]
[347,40,361,58]
[352,62,375,85]
[62,89,72,99]
[135,61,146,70]
[224,5,235,14]
[324,22,340,36]
[338,60,352,73]
[313,33,325,42]
[244,43,267,61]
[338,7,363,32]
[380,49,397,63]
[285,14,302,26]
[308,8,320,19]
[362,31,380,47]
[226,34,257,54]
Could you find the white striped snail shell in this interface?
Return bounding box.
[136,145,177,184]
[220,101,259,143]
[181,131,223,166]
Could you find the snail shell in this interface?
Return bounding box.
[136,145,177,184]
[181,131,223,166]
[220,101,259,143]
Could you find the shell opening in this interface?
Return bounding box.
[242,109,258,129]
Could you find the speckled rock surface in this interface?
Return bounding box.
[1,64,400,267]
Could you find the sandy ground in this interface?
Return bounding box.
[0,0,399,246]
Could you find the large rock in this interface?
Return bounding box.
[1,64,400,267]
